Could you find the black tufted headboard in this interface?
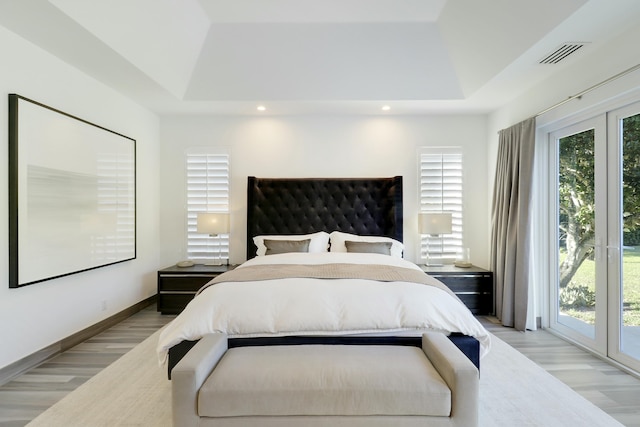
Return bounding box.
[246,176,403,259]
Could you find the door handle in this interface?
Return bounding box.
[596,237,620,261]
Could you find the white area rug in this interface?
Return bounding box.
[27,330,624,427]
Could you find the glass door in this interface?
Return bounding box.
[607,103,640,372]
[549,104,640,372]
[550,117,608,355]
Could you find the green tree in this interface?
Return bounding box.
[622,115,640,242]
[559,129,595,288]
[559,115,640,288]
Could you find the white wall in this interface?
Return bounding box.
[0,25,161,370]
[159,114,490,268]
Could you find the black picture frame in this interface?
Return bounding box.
[8,94,136,288]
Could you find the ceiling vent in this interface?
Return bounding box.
[539,43,588,64]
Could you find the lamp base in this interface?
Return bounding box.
[424,254,446,266]
[202,260,224,266]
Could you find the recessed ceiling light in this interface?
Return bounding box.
[257,105,266,111]
[382,105,391,111]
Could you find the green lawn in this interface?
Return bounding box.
[560,249,640,326]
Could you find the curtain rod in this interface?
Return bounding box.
[534,62,640,117]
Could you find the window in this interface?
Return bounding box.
[419,148,464,261]
[185,151,229,262]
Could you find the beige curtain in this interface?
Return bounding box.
[491,117,536,331]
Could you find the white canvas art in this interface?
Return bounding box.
[9,94,136,287]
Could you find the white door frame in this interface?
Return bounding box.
[547,115,608,357]
[606,101,640,373]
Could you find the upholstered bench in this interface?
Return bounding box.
[172,332,479,427]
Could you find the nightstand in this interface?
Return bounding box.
[419,265,493,315]
[157,264,235,314]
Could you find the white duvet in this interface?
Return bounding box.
[157,253,491,365]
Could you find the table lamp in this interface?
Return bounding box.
[197,212,230,265]
[419,212,452,266]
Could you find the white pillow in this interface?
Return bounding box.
[329,231,404,258]
[253,232,330,256]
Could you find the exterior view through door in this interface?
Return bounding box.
[550,103,640,374]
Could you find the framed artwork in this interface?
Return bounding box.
[8,94,136,288]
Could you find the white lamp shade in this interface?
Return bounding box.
[419,212,452,235]
[197,212,230,235]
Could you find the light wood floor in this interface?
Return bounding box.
[479,316,640,427]
[0,304,173,427]
[1,304,639,426]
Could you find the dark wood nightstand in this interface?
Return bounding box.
[157,264,235,314]
[419,265,493,315]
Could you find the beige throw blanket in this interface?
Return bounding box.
[197,263,461,301]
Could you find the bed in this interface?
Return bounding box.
[157,176,490,378]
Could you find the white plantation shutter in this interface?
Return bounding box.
[186,152,229,261]
[420,149,464,261]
